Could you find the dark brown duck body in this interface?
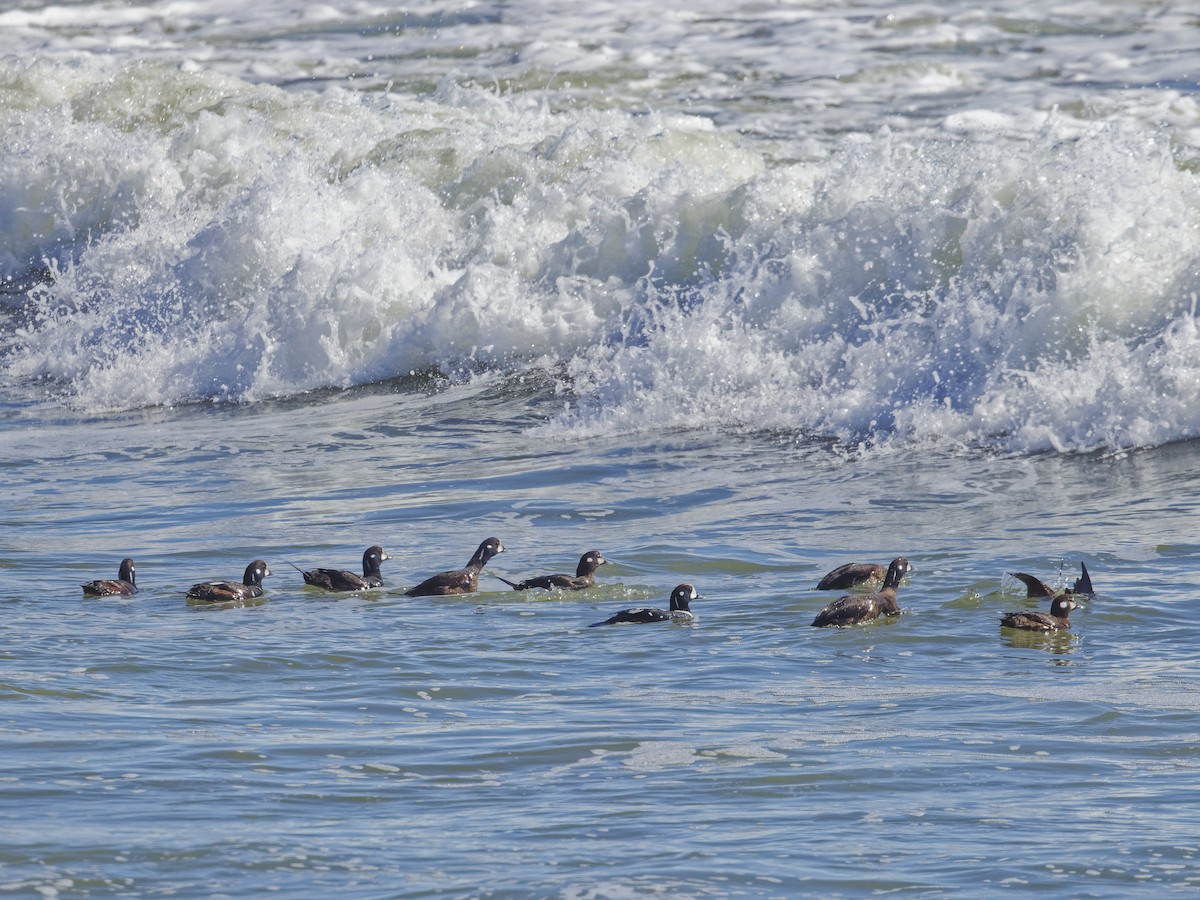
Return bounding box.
[82,558,138,596]
[405,537,505,597]
[299,545,390,591]
[590,583,698,627]
[812,556,909,627]
[495,550,607,591]
[1010,562,1094,599]
[816,562,885,591]
[1001,595,1076,632]
[186,560,272,603]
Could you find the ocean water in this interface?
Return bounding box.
[3,1,1200,896]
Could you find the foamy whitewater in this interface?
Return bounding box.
[3,1,1200,452]
[6,4,1200,898]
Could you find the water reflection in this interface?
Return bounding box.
[1001,628,1078,656]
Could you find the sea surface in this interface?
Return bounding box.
[3,1,1200,896]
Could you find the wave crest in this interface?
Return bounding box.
[4,59,1200,454]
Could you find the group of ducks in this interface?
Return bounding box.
[79,539,1094,632]
[78,539,688,626]
[809,556,1093,632]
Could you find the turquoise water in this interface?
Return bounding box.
[5,1,1200,895]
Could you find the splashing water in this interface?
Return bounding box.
[2,55,1200,453]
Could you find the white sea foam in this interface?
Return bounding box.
[3,4,1200,454]
[0,58,762,406]
[550,120,1200,454]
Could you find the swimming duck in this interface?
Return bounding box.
[811,556,910,627]
[493,550,608,591]
[816,557,913,591]
[405,537,505,597]
[82,558,138,596]
[186,560,272,603]
[590,583,699,626]
[1001,594,1077,632]
[1009,562,1094,599]
[295,545,390,591]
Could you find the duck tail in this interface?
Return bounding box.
[1074,561,1095,595]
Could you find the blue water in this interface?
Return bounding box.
[4,1,1200,896]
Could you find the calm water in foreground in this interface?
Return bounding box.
[4,382,1200,896]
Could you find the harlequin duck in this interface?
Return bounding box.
[405,537,504,597]
[816,558,913,591]
[589,583,698,626]
[186,560,272,603]
[494,550,608,591]
[294,545,390,591]
[1001,594,1077,632]
[82,558,138,596]
[811,556,910,627]
[1010,562,1093,599]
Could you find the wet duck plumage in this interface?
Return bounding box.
[405,537,505,597]
[82,558,138,597]
[297,545,390,591]
[186,560,272,603]
[590,583,698,626]
[1010,562,1094,599]
[816,558,912,591]
[494,550,608,591]
[1001,594,1077,632]
[811,556,910,628]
